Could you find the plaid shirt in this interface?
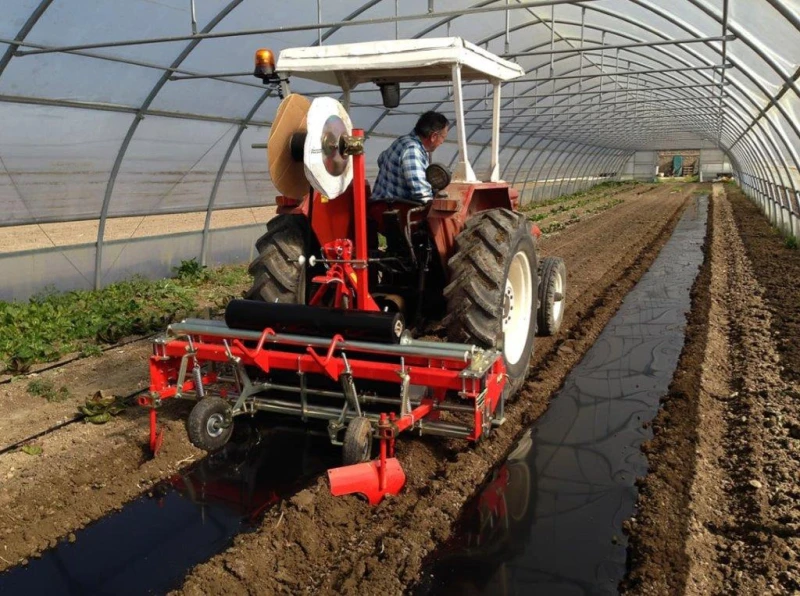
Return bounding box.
[371,132,432,202]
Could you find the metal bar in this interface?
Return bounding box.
[190,0,198,35]
[167,320,481,361]
[0,0,54,76]
[2,36,267,91]
[716,0,730,146]
[317,0,322,45]
[520,64,731,82]
[457,98,727,119]
[504,0,511,54]
[15,0,603,57]
[303,80,727,98]
[0,93,267,126]
[170,71,251,80]
[503,34,736,57]
[94,116,143,290]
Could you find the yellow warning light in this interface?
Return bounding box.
[253,48,276,82]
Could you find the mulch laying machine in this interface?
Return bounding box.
[140,38,566,505]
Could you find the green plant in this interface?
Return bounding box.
[785,235,798,250]
[174,258,208,281]
[79,391,126,424]
[21,444,43,456]
[80,344,103,358]
[27,378,71,402]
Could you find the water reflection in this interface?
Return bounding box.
[0,418,336,595]
[420,195,708,595]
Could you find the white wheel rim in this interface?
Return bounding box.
[502,251,533,365]
[552,267,564,323]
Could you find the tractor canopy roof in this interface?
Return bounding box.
[275,37,525,89]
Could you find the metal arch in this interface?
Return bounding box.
[544,11,800,205]
[519,138,564,203]
[485,0,799,192]
[559,144,612,196]
[198,90,272,266]
[93,0,245,290]
[610,0,800,193]
[508,137,550,187]
[2,0,799,249]
[551,142,597,197]
[457,17,734,169]
[447,15,653,169]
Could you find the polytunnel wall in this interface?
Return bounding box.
[1,0,799,301]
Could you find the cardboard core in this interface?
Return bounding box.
[268,94,312,199]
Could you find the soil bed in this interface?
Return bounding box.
[622,184,800,594]
[0,182,701,592]
[176,182,698,595]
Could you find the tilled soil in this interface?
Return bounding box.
[622,184,800,594]
[0,182,700,590]
[176,183,698,595]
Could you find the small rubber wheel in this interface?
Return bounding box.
[537,256,567,336]
[342,417,373,465]
[186,397,234,452]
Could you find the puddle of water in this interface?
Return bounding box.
[418,195,709,595]
[0,419,338,595]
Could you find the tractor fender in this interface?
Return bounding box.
[426,182,518,276]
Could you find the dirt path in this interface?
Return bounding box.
[622,184,800,594]
[175,183,699,595]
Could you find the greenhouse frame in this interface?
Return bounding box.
[1,0,798,300]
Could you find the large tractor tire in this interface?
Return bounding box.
[245,214,309,303]
[444,209,538,398]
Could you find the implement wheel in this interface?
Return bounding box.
[537,256,566,336]
[444,209,538,398]
[342,417,373,465]
[186,397,233,452]
[245,214,310,303]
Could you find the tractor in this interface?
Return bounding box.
[142,37,566,504]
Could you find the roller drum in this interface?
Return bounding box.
[224,299,405,344]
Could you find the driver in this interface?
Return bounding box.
[371,111,450,204]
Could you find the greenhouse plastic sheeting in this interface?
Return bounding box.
[1,0,799,296]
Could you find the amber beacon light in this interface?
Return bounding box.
[253,48,276,82]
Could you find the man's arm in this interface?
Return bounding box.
[401,144,433,202]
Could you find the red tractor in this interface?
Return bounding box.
[143,38,566,504]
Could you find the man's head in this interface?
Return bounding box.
[415,111,450,152]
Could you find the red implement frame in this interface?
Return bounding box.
[144,328,505,504]
[141,128,508,504]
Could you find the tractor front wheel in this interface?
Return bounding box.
[444,209,538,399]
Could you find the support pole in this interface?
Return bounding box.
[351,129,369,310]
[490,81,501,181]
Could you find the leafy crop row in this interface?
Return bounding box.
[1,259,249,374]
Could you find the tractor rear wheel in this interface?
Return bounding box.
[245,214,309,303]
[444,209,538,398]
